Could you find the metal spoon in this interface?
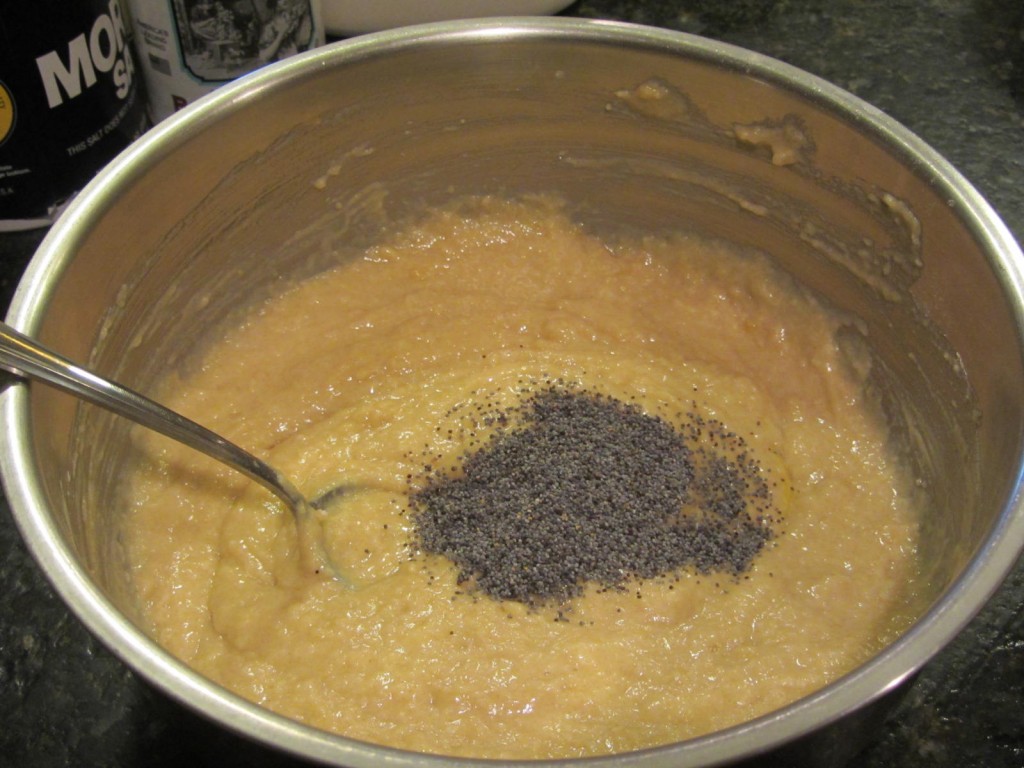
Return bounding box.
[0,320,336,575]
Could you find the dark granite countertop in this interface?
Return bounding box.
[2,1,1023,766]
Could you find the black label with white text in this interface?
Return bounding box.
[0,0,149,228]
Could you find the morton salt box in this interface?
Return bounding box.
[0,0,149,230]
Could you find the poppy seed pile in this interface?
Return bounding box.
[409,384,779,606]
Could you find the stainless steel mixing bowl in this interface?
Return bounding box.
[2,17,1023,768]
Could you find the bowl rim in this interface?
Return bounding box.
[3,16,1024,767]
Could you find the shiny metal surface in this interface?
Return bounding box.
[0,321,310,517]
[1,17,1023,768]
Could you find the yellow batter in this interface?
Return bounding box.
[123,196,920,759]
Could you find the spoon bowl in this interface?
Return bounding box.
[0,320,338,577]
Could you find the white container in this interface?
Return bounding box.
[127,0,325,122]
[320,0,576,37]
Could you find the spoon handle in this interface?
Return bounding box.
[0,321,307,513]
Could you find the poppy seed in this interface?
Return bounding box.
[410,384,778,606]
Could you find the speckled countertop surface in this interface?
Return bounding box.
[2,1,1023,766]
